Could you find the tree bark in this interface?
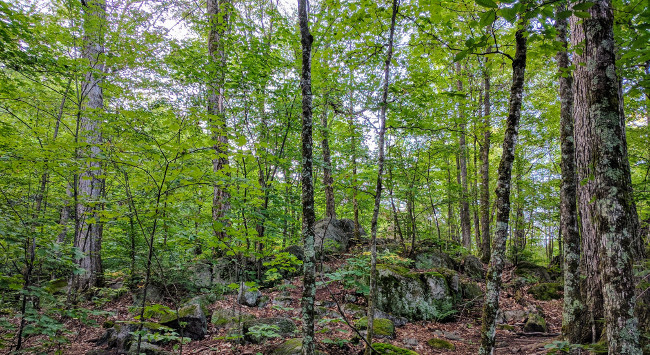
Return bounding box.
[298,0,316,353]
[479,21,527,355]
[572,1,643,352]
[208,0,230,242]
[480,62,491,263]
[73,0,106,291]
[555,4,585,347]
[455,62,471,250]
[321,96,336,218]
[365,0,398,352]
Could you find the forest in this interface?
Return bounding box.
[0,0,648,354]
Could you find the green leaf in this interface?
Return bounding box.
[479,10,497,27]
[475,0,498,8]
[557,10,572,19]
[572,2,594,11]
[498,7,518,23]
[453,50,468,62]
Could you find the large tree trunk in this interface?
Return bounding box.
[572,1,643,352]
[208,0,230,241]
[298,0,316,353]
[365,0,398,352]
[321,96,336,218]
[479,21,527,355]
[480,65,491,263]
[555,4,585,347]
[73,0,106,291]
[455,62,471,250]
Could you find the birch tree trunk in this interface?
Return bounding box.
[480,64,491,263]
[572,1,642,352]
[298,0,316,353]
[365,0,398,352]
[73,0,106,291]
[479,21,527,355]
[208,0,230,242]
[555,4,585,347]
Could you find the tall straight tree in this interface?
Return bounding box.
[479,61,491,263]
[298,0,316,353]
[479,19,528,355]
[366,0,398,352]
[455,62,471,250]
[73,0,107,291]
[321,94,336,218]
[572,0,643,352]
[555,2,584,346]
[207,0,230,241]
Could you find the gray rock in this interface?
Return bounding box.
[523,313,547,333]
[128,341,172,355]
[403,338,418,347]
[314,217,364,254]
[211,308,255,329]
[243,317,297,343]
[514,261,551,283]
[189,263,213,289]
[237,282,261,307]
[160,303,207,340]
[375,309,408,327]
[414,251,458,270]
[272,338,326,355]
[132,284,164,305]
[272,296,293,308]
[95,322,138,351]
[281,245,304,261]
[461,280,482,300]
[460,255,485,280]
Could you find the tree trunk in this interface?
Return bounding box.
[555,4,585,347]
[572,1,643,352]
[480,62,491,263]
[456,62,471,250]
[365,0,398,352]
[479,21,527,355]
[73,0,106,291]
[298,0,316,353]
[321,96,336,218]
[208,0,230,241]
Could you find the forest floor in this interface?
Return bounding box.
[15,255,563,355]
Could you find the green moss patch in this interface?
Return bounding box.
[354,317,395,338]
[371,342,419,355]
[427,337,455,350]
[527,283,562,301]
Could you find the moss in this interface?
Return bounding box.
[354,317,395,337]
[523,313,547,333]
[371,342,419,355]
[377,264,415,278]
[103,320,115,328]
[497,324,515,331]
[160,303,201,324]
[527,283,562,301]
[427,337,455,350]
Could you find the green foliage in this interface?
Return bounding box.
[323,251,411,295]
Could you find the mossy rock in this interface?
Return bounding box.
[461,280,482,300]
[243,317,296,343]
[128,341,172,355]
[159,303,207,340]
[427,337,455,350]
[497,324,515,331]
[514,261,551,283]
[523,313,547,333]
[371,342,419,355]
[414,250,458,270]
[211,308,255,328]
[375,264,458,321]
[354,317,395,339]
[527,283,562,301]
[271,338,326,355]
[44,278,68,294]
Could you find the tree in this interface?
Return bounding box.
[72,0,106,291]
[456,62,471,250]
[479,60,491,263]
[298,0,316,353]
[572,0,643,352]
[555,2,584,346]
[479,18,528,355]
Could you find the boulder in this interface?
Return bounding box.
[461,280,482,300]
[211,308,255,329]
[460,255,485,280]
[514,261,551,283]
[527,282,562,301]
[427,338,455,350]
[243,317,297,343]
[127,341,172,355]
[523,313,548,333]
[281,245,304,261]
[132,284,164,305]
[272,338,326,355]
[354,317,395,339]
[374,309,408,328]
[237,282,261,307]
[414,250,457,270]
[375,265,459,321]
[314,217,363,254]
[160,303,207,340]
[189,263,213,289]
[95,322,138,351]
[370,343,418,355]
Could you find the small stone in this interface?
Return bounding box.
[237,282,261,307]
[427,337,455,350]
[403,337,418,347]
[128,341,172,355]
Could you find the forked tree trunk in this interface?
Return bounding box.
[555,4,585,347]
[298,0,316,353]
[208,0,230,241]
[73,0,106,291]
[572,1,643,352]
[480,63,491,263]
[479,21,527,355]
[365,0,398,352]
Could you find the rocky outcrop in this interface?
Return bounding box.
[460,255,485,280]
[375,265,459,321]
[314,217,364,254]
[160,303,207,340]
[414,250,458,270]
[514,261,552,283]
[527,282,562,301]
[243,317,297,343]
